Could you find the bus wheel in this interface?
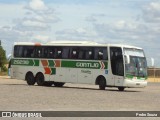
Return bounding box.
[118,87,125,91]
[36,73,45,86]
[26,72,35,85]
[54,82,65,87]
[99,78,106,90]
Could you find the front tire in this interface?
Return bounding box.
[26,73,35,85]
[99,78,106,90]
[36,73,45,86]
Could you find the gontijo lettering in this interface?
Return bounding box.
[14,60,29,65]
[76,62,99,68]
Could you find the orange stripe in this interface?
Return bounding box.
[55,60,61,67]
[41,60,48,67]
[44,67,51,74]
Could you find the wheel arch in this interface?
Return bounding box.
[95,75,106,85]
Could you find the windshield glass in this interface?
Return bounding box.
[124,48,147,77]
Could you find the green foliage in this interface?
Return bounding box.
[2,66,7,72]
[0,46,7,72]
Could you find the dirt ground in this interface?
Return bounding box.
[0,76,160,119]
[147,77,160,82]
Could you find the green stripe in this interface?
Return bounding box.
[11,59,108,69]
[61,60,108,69]
[34,60,39,66]
[125,74,147,80]
[51,68,56,75]
[11,59,39,66]
[48,60,55,67]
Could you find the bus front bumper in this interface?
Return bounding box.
[123,79,147,88]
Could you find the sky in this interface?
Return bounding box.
[0,0,160,67]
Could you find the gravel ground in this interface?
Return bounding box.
[0,77,160,119]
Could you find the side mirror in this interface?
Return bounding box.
[125,55,130,64]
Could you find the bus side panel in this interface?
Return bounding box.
[11,65,50,81]
[78,68,92,84]
[50,68,66,82]
[92,69,108,84]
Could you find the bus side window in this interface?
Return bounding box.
[89,51,94,59]
[78,49,84,59]
[56,48,62,59]
[48,49,54,58]
[23,46,34,58]
[98,51,103,60]
[94,47,107,60]
[78,51,84,59]
[70,48,79,59]
[43,47,48,58]
[85,50,93,60]
[34,47,42,58]
[72,50,77,59]
[62,47,70,59]
[14,46,23,58]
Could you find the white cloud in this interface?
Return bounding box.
[22,19,47,27]
[142,1,160,22]
[85,16,97,22]
[0,26,33,55]
[12,0,60,32]
[55,27,97,40]
[32,35,50,42]
[0,0,58,55]
[28,0,47,11]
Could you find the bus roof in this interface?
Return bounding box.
[14,41,142,50]
[47,41,99,45]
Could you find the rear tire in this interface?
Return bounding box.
[118,87,125,91]
[36,73,45,86]
[54,82,65,87]
[26,73,35,85]
[99,78,106,90]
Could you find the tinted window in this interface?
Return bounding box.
[69,47,79,59]
[14,46,23,57]
[77,47,94,60]
[94,47,108,60]
[110,47,124,76]
[14,45,108,60]
[14,45,34,58]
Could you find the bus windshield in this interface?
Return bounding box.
[124,48,147,77]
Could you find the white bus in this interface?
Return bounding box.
[10,41,147,91]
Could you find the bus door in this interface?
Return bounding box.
[110,47,124,86]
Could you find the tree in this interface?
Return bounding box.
[0,45,7,72]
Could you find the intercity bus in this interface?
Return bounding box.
[10,41,148,91]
